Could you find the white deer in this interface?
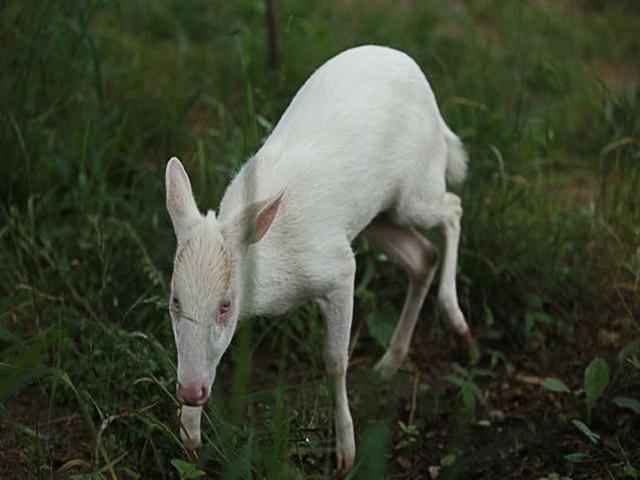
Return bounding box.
[165,45,470,472]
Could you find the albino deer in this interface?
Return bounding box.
[165,45,470,472]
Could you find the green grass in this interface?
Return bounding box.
[1,0,639,478]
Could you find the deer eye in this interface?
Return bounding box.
[219,299,232,315]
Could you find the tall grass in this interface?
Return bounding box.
[1,0,638,478]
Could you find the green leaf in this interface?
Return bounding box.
[584,357,609,418]
[461,383,476,418]
[355,256,376,297]
[397,421,418,435]
[366,303,396,349]
[618,337,640,363]
[623,463,638,478]
[121,467,141,480]
[467,379,486,405]
[612,396,640,415]
[541,473,573,480]
[571,419,600,444]
[483,304,495,327]
[441,454,456,467]
[171,459,205,480]
[564,452,587,463]
[540,377,571,394]
[443,374,467,389]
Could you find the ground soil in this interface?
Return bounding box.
[0,387,93,479]
[400,296,639,479]
[1,296,637,479]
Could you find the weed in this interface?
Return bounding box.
[1,0,638,477]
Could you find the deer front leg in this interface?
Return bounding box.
[316,256,356,473]
[180,406,203,448]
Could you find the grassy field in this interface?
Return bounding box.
[1,0,639,478]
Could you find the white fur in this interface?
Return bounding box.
[166,45,470,472]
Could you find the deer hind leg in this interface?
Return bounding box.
[407,192,471,347]
[363,214,439,379]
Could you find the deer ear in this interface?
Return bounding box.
[253,194,282,242]
[222,192,283,250]
[165,157,202,240]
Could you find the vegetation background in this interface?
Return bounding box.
[1,0,638,478]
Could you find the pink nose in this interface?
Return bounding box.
[176,383,209,406]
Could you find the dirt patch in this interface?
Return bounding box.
[394,300,640,479]
[0,388,93,479]
[591,58,638,94]
[541,166,600,211]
